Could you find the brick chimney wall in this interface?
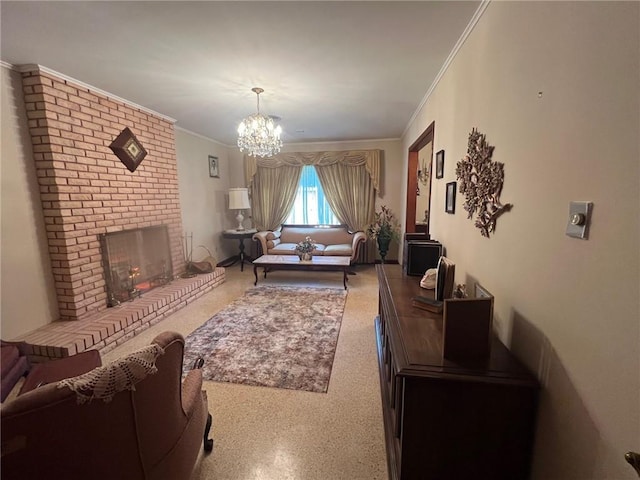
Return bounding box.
[21,67,185,321]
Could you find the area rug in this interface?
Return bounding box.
[183,285,347,393]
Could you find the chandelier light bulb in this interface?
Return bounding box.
[237,87,283,158]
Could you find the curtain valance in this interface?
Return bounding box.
[244,150,382,196]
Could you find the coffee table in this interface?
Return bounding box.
[253,255,351,290]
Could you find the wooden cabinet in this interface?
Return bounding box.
[375,265,538,480]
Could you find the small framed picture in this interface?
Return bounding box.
[435,150,445,179]
[208,155,219,178]
[475,283,493,299]
[445,181,456,214]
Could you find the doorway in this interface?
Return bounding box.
[406,121,435,234]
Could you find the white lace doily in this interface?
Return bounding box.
[57,344,165,404]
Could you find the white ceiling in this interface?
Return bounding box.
[1,1,481,146]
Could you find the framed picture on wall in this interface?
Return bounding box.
[208,155,219,178]
[109,127,148,173]
[435,150,445,179]
[445,181,456,214]
[475,283,493,299]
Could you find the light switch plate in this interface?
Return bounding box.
[566,201,593,239]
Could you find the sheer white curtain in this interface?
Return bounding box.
[285,166,341,225]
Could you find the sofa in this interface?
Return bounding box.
[1,331,213,480]
[253,225,366,263]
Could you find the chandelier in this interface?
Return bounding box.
[237,87,283,158]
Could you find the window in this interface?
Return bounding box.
[285,166,340,225]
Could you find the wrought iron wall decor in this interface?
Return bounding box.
[455,128,512,237]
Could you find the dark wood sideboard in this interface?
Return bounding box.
[375,264,539,480]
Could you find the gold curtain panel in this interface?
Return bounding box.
[244,150,382,197]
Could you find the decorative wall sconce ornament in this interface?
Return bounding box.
[109,127,147,172]
[455,128,512,237]
[417,165,430,186]
[417,154,431,186]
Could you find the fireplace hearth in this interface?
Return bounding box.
[100,225,173,306]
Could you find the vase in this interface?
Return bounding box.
[377,236,391,263]
[298,252,313,262]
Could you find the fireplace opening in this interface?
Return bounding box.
[100,225,173,306]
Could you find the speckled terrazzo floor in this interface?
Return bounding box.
[102,263,388,480]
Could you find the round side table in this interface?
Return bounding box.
[220,229,257,272]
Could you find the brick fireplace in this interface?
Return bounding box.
[22,66,186,321]
[100,225,174,305]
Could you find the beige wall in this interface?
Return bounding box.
[403,2,639,479]
[1,66,59,339]
[182,138,403,264]
[175,129,237,264]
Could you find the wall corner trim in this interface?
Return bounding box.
[1,61,18,71]
[401,0,491,140]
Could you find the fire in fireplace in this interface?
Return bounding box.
[100,225,173,306]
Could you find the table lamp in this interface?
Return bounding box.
[228,188,251,231]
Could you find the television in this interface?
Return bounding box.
[435,256,455,301]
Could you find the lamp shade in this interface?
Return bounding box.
[228,188,250,210]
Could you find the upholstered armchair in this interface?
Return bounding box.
[1,331,213,480]
[0,340,30,402]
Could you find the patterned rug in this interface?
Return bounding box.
[183,285,347,393]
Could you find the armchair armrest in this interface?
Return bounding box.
[252,231,271,256]
[183,359,214,453]
[350,231,367,263]
[181,368,203,416]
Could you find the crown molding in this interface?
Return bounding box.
[173,127,398,150]
[402,0,491,140]
[284,137,400,148]
[1,61,18,71]
[17,64,176,123]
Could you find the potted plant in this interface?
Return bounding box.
[295,236,316,261]
[367,205,400,263]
